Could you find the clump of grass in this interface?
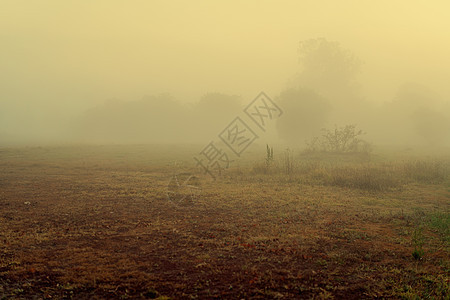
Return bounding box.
[427,212,450,245]
[412,225,425,260]
[252,162,270,175]
[252,145,275,175]
[318,164,400,192]
[265,144,274,168]
[283,148,294,176]
[250,150,449,191]
[402,160,449,184]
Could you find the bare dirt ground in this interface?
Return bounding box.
[0,146,448,299]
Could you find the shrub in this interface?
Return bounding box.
[305,124,372,154]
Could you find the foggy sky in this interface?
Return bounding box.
[1,1,450,145]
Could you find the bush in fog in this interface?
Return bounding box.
[305,124,372,154]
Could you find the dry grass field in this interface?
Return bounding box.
[0,145,449,299]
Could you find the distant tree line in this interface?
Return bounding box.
[70,38,450,147]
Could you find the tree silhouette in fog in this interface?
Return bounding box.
[411,107,450,146]
[277,39,366,145]
[382,82,450,146]
[73,94,190,143]
[276,88,331,144]
[295,38,362,103]
[72,93,243,144]
[191,93,242,140]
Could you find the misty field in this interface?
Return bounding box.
[0,145,449,299]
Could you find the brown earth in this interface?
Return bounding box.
[0,146,448,299]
